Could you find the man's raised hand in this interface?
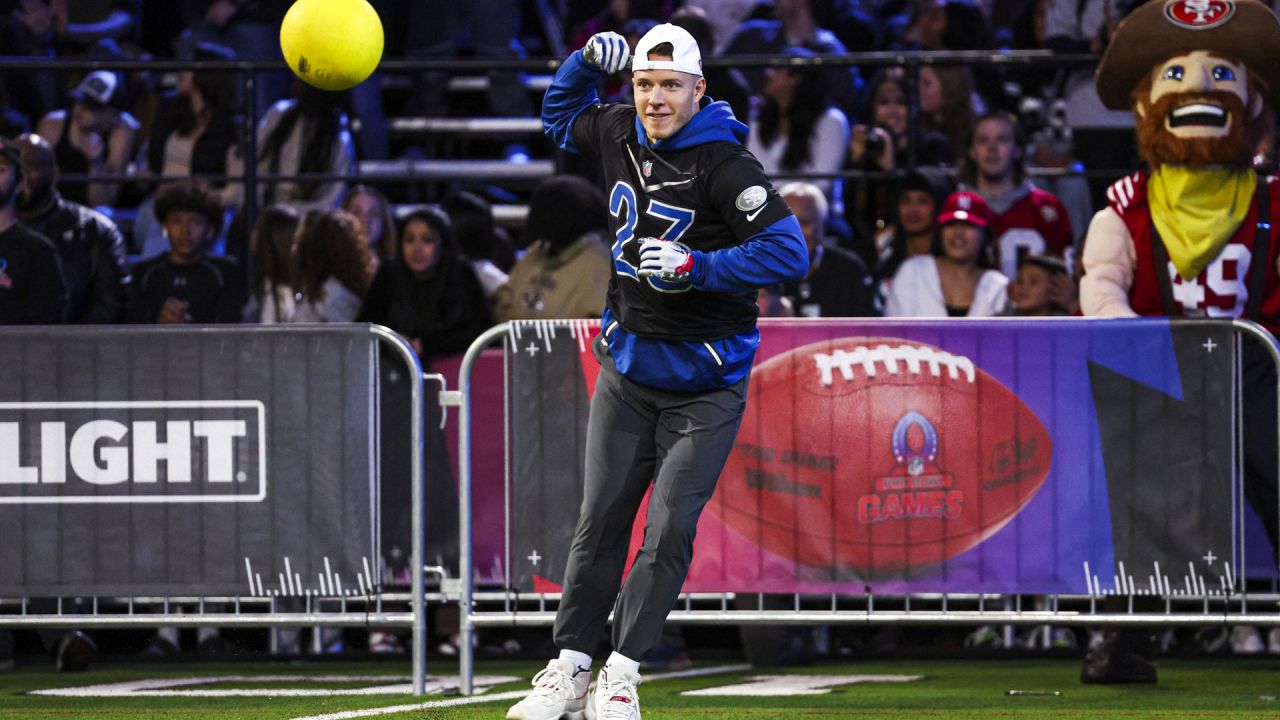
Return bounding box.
[582,31,630,74]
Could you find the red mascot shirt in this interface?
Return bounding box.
[1107,171,1280,334]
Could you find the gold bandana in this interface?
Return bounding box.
[1148,166,1256,280]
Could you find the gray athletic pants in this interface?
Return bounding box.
[553,338,749,660]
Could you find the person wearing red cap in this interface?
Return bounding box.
[884,190,1009,317]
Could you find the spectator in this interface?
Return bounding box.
[403,0,530,118]
[670,5,752,122]
[246,203,300,323]
[143,41,239,183]
[14,132,126,323]
[442,190,511,298]
[341,184,396,262]
[884,189,1008,316]
[1043,0,1134,213]
[0,0,61,126]
[903,0,1004,106]
[134,41,241,259]
[129,180,243,323]
[747,46,850,200]
[844,67,954,243]
[861,166,952,284]
[229,82,355,212]
[493,175,611,322]
[722,0,863,118]
[0,134,66,324]
[958,111,1073,279]
[173,0,291,119]
[778,181,879,317]
[757,283,796,316]
[683,0,759,54]
[290,208,374,323]
[918,64,980,158]
[50,0,139,54]
[810,0,878,52]
[357,206,493,361]
[35,70,141,208]
[1003,253,1075,315]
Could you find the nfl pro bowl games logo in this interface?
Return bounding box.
[860,411,961,524]
[0,401,266,504]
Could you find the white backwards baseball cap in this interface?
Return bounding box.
[632,23,702,77]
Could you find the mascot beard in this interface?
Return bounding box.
[1133,84,1272,169]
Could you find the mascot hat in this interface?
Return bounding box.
[1095,0,1280,110]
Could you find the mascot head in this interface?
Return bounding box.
[1096,0,1280,168]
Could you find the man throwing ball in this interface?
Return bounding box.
[508,23,807,720]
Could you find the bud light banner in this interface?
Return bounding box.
[0,326,381,596]
[506,319,1255,595]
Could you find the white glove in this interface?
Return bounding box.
[582,31,630,74]
[638,238,694,282]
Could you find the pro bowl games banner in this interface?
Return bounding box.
[507,318,1261,595]
[0,326,381,596]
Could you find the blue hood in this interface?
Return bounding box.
[635,98,747,151]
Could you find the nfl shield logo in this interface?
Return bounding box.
[642,160,653,177]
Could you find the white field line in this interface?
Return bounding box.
[289,664,753,720]
[30,675,516,698]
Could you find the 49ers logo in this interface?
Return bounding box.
[1164,0,1234,29]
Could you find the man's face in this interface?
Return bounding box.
[1148,50,1250,140]
[0,157,23,208]
[633,66,704,142]
[16,137,55,206]
[783,192,824,254]
[164,210,212,264]
[969,117,1019,184]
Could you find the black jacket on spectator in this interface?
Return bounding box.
[129,253,244,323]
[0,220,67,324]
[22,193,128,323]
[358,255,493,362]
[783,243,881,317]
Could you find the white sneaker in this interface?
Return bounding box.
[1231,626,1265,655]
[586,665,641,720]
[506,658,591,720]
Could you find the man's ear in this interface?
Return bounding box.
[695,76,706,102]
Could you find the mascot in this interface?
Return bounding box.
[1081,0,1280,682]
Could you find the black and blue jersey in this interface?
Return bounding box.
[542,50,807,391]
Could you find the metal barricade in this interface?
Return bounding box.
[452,318,1280,694]
[0,324,434,695]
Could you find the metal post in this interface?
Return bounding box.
[457,324,512,696]
[369,325,427,695]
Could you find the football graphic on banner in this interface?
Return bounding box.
[713,337,1052,577]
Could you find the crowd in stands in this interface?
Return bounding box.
[3,0,1279,667]
[0,0,1192,339]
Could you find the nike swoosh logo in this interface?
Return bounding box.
[746,203,766,222]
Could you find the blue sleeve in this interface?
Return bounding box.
[542,50,603,154]
[687,215,808,292]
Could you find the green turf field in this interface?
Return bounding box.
[1,658,1279,719]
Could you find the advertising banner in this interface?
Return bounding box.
[506,318,1250,595]
[0,326,381,597]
